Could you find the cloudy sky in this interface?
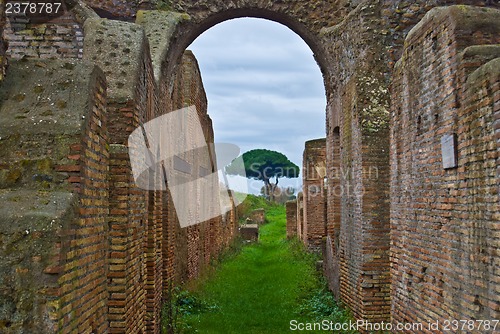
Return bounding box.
[188,18,326,194]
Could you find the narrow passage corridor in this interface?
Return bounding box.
[172,201,356,334]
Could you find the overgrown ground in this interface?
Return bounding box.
[163,196,357,334]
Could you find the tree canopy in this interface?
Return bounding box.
[225,149,299,200]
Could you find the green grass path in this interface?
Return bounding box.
[177,205,355,334]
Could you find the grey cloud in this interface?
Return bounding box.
[188,18,326,192]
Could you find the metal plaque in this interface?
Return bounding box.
[441,133,457,169]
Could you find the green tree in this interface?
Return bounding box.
[225,149,299,202]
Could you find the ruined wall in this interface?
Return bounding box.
[391,6,500,331]
[296,192,304,241]
[324,127,341,298]
[167,50,238,284]
[322,1,392,323]
[320,0,498,327]
[3,10,83,59]
[286,200,297,238]
[0,0,499,332]
[302,138,326,252]
[0,59,109,333]
[0,10,238,333]
[83,18,152,334]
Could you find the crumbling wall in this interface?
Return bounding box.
[0,18,238,333]
[0,59,108,333]
[322,2,392,323]
[302,138,326,252]
[3,10,83,59]
[83,18,152,334]
[286,200,297,238]
[167,50,237,284]
[324,126,341,298]
[0,1,499,332]
[390,6,500,330]
[296,192,304,241]
[320,0,498,327]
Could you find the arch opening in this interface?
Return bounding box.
[184,17,327,195]
[155,8,333,101]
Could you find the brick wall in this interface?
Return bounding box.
[302,139,326,252]
[0,59,108,333]
[57,63,109,334]
[165,50,237,286]
[108,144,147,334]
[0,18,239,333]
[286,200,297,238]
[391,6,500,331]
[324,126,341,298]
[3,12,83,59]
[78,17,238,333]
[1,1,499,332]
[296,192,304,241]
[83,18,151,334]
[322,2,392,323]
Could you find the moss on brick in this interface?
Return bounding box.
[0,189,75,332]
[83,18,147,102]
[358,76,390,134]
[136,10,190,81]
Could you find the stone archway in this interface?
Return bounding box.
[2,1,499,333]
[81,2,500,330]
[135,0,394,325]
[0,0,396,331]
[136,3,340,102]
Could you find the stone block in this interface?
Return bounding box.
[248,208,265,225]
[239,224,259,242]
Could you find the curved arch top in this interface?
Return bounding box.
[135,1,355,96]
[184,8,331,74]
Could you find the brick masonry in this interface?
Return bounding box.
[167,50,238,285]
[0,59,109,333]
[391,6,500,331]
[324,126,341,298]
[322,1,393,323]
[285,200,297,238]
[1,1,499,333]
[296,192,304,242]
[0,15,238,334]
[301,139,327,252]
[3,12,83,60]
